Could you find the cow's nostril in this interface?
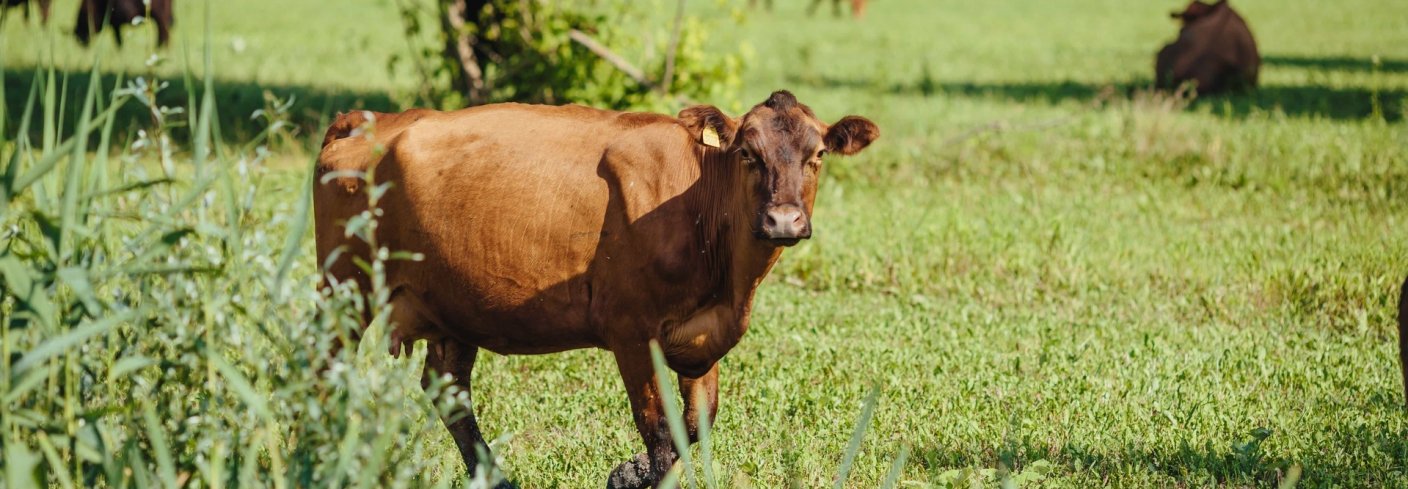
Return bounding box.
[763,205,808,240]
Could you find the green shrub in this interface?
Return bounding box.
[389,0,746,112]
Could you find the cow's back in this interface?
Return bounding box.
[314,104,693,352]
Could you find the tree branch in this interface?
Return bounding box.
[568,29,656,91]
[662,0,687,95]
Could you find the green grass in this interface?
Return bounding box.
[5,0,1408,487]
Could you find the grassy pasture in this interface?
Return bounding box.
[4,0,1408,487]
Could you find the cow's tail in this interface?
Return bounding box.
[1398,274,1408,407]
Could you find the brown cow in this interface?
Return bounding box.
[314,91,878,488]
[1155,0,1259,95]
[75,0,174,47]
[2,0,50,24]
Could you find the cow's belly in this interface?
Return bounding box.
[378,130,614,353]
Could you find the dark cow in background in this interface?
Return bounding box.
[808,0,869,19]
[2,0,50,23]
[76,0,174,47]
[1399,275,1408,406]
[1155,0,1259,94]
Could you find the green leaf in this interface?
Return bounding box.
[109,355,158,381]
[79,178,174,201]
[209,352,274,423]
[4,366,50,404]
[12,311,133,375]
[0,253,56,328]
[4,442,42,489]
[0,253,35,297]
[57,267,103,316]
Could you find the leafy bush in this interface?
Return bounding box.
[0,54,500,487]
[390,0,746,111]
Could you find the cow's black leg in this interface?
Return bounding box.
[679,363,719,443]
[607,345,678,489]
[422,340,496,478]
[74,4,92,45]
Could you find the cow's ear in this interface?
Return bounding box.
[678,105,739,148]
[824,116,879,156]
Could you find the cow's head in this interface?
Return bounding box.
[679,90,879,246]
[1170,0,1222,24]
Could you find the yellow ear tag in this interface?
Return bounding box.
[701,126,721,148]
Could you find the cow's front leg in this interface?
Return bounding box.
[607,345,678,489]
[679,363,719,443]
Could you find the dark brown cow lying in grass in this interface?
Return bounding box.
[314,91,878,488]
[1155,0,1259,95]
[76,0,174,47]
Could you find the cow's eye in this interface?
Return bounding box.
[816,149,828,159]
[739,148,755,162]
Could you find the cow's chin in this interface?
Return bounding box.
[769,238,804,247]
[755,234,804,247]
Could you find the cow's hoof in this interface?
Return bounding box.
[606,453,654,489]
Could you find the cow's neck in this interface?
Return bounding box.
[688,147,785,327]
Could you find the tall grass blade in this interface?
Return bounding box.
[833,383,880,489]
[656,464,684,489]
[879,445,910,489]
[1279,465,1302,489]
[35,432,77,489]
[12,99,127,194]
[59,62,103,260]
[11,311,132,375]
[1,69,43,204]
[141,402,179,489]
[42,66,55,153]
[649,340,693,487]
[274,163,314,296]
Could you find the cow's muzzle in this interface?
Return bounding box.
[760,203,811,244]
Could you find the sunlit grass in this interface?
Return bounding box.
[4,0,1408,487]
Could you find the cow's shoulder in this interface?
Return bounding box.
[596,112,706,221]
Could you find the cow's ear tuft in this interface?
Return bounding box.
[824,116,879,156]
[678,105,739,148]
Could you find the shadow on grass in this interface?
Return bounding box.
[2,66,400,148]
[910,395,1408,485]
[1263,54,1408,73]
[789,73,1405,122]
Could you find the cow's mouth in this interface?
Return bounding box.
[764,236,804,247]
